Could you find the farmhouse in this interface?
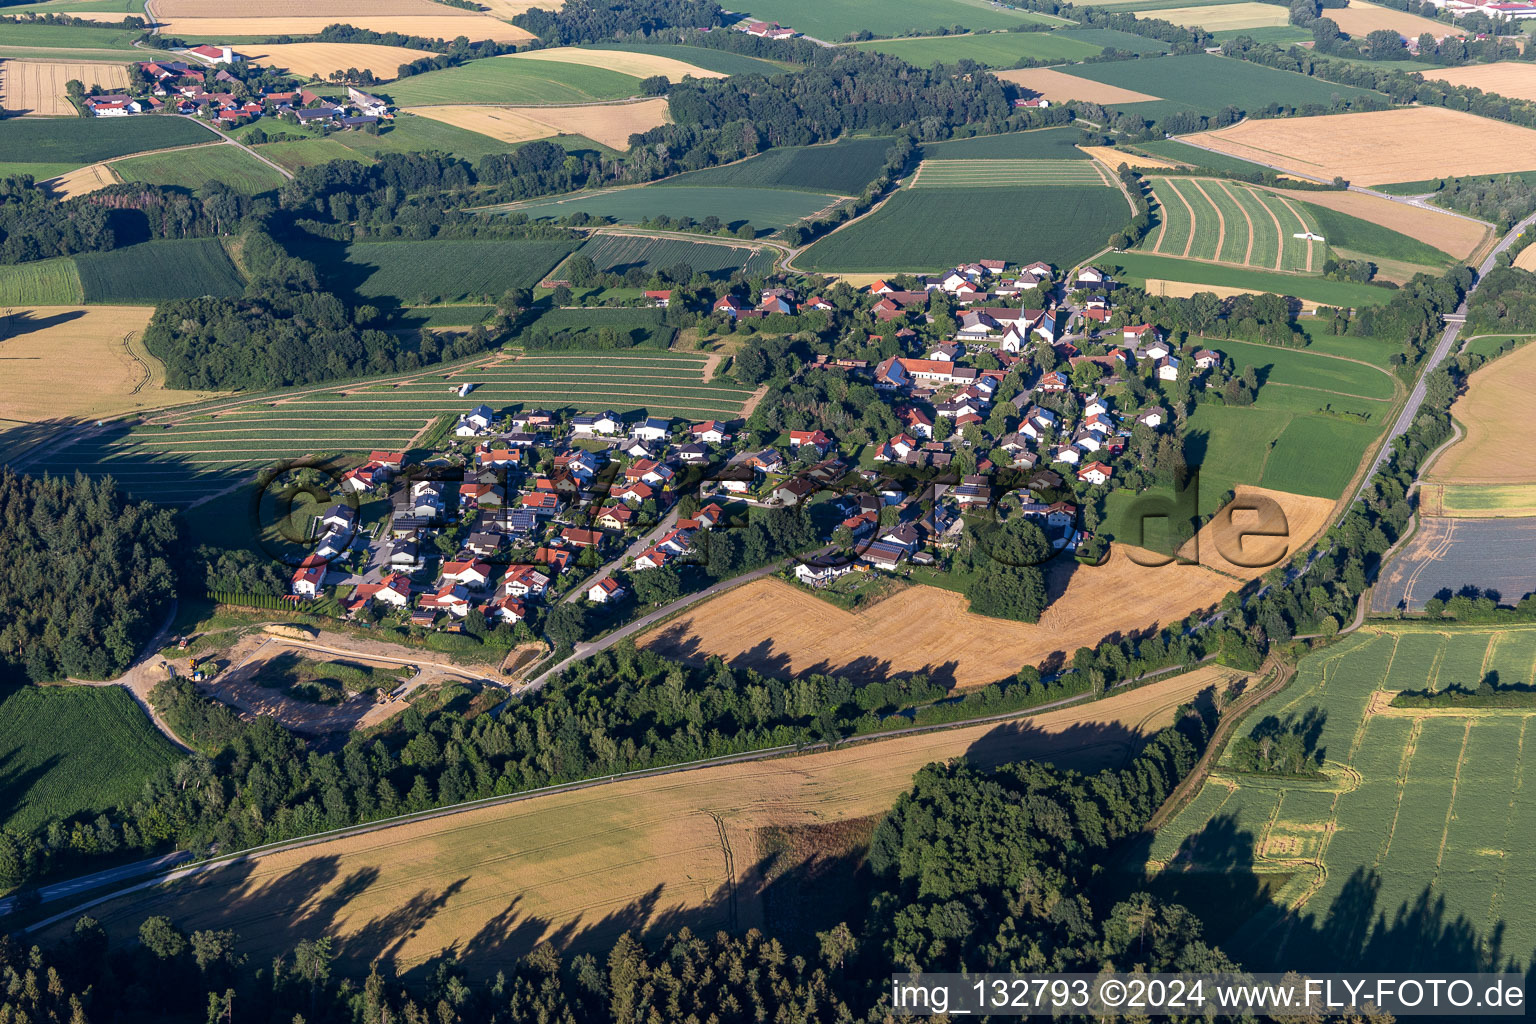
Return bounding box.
[346,86,390,117]
[188,44,245,64]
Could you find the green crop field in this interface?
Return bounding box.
[1295,201,1455,267]
[25,351,755,505]
[75,238,244,303]
[1142,625,1536,970]
[912,157,1107,188]
[112,143,287,195]
[0,20,141,48]
[851,29,1102,66]
[921,126,1090,161]
[1054,27,1172,52]
[0,256,84,304]
[734,0,1064,40]
[577,232,778,278]
[0,685,183,835]
[527,305,677,348]
[1056,53,1384,114]
[397,305,495,328]
[325,110,525,163]
[1144,176,1323,271]
[3,0,146,13]
[0,116,211,165]
[575,42,791,76]
[507,185,841,230]
[252,138,369,173]
[383,56,642,105]
[296,238,580,305]
[665,136,896,194]
[1107,252,1397,308]
[798,185,1126,272]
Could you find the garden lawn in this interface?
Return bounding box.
[111,143,287,194]
[798,185,1125,272]
[0,685,183,835]
[383,56,642,105]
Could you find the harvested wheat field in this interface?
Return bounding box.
[1326,0,1465,39]
[53,662,1242,976]
[154,0,466,17]
[1264,184,1489,259]
[510,46,727,80]
[0,58,129,115]
[243,42,439,81]
[44,161,120,199]
[1082,145,1184,171]
[1515,245,1536,271]
[1429,339,1536,485]
[1145,278,1266,300]
[1419,61,1536,102]
[410,97,669,149]
[0,306,220,422]
[1188,107,1536,185]
[1139,2,1289,29]
[645,488,1329,687]
[155,15,532,42]
[996,66,1158,105]
[478,0,563,18]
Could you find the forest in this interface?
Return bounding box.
[0,471,179,683]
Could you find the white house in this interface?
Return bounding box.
[291,564,325,597]
[455,404,495,437]
[632,416,671,442]
[587,577,625,603]
[441,559,492,589]
[1077,461,1113,486]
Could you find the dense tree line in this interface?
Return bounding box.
[512,0,722,45]
[0,471,179,683]
[1418,173,1536,230]
[1465,265,1536,332]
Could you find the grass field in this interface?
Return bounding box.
[1429,338,1536,486]
[112,143,287,194]
[577,232,778,279]
[526,305,676,348]
[24,350,755,504]
[921,126,1092,160]
[645,493,1328,688]
[406,97,669,151]
[1059,53,1384,114]
[1145,176,1324,271]
[733,0,1063,39]
[245,110,526,168]
[664,136,895,194]
[0,21,141,50]
[75,238,244,303]
[997,65,1160,104]
[0,115,209,164]
[47,661,1240,975]
[912,157,1108,187]
[0,58,129,116]
[1144,625,1536,970]
[798,185,1127,272]
[1188,106,1536,185]
[1106,252,1398,307]
[298,237,579,305]
[0,305,222,423]
[851,29,1102,66]
[0,685,183,835]
[385,55,642,105]
[0,257,84,304]
[254,137,367,173]
[503,185,841,229]
[240,42,439,82]
[1272,186,1488,262]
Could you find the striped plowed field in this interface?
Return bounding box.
[23,351,755,505]
[1147,176,1320,272]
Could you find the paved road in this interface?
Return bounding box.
[0,851,191,917]
[560,506,681,604]
[186,118,295,180]
[1347,207,1536,508]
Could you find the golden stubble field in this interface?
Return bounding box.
[0,58,128,115]
[644,487,1333,689]
[1428,339,1536,485]
[1325,0,1466,38]
[509,46,727,80]
[1188,107,1536,185]
[156,16,533,43]
[1263,184,1489,260]
[44,161,121,199]
[408,96,670,149]
[1139,2,1289,29]
[243,42,441,81]
[1419,61,1536,102]
[996,66,1159,105]
[56,662,1245,976]
[0,306,221,422]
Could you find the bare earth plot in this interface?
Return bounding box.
[995,66,1159,105]
[58,662,1245,977]
[645,488,1333,688]
[1418,61,1536,102]
[1138,2,1289,30]
[1187,107,1536,185]
[1326,0,1466,38]
[243,43,440,81]
[44,161,121,198]
[408,97,669,149]
[1371,517,1536,610]
[0,306,221,423]
[0,58,128,115]
[156,16,532,42]
[1264,184,1490,261]
[1430,339,1536,486]
[506,46,727,81]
